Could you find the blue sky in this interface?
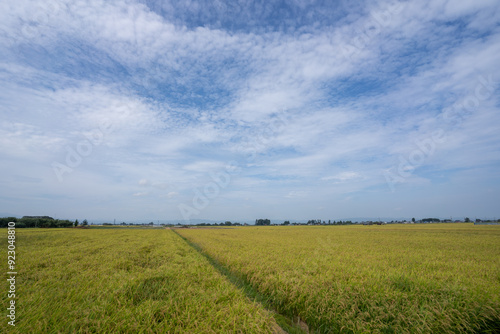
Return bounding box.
[1,0,499,222]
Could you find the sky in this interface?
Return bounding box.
[1,0,499,222]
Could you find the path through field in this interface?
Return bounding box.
[177,224,500,333]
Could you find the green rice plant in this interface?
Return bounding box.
[178,224,500,333]
[1,228,281,333]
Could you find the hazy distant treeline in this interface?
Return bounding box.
[0,216,75,228]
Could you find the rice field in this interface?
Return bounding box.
[177,224,500,333]
[1,228,280,333]
[2,224,499,333]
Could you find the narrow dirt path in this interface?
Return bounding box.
[170,228,309,334]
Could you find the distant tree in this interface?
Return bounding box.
[283,221,290,225]
[255,219,271,225]
[82,219,88,226]
[55,220,73,228]
[464,217,470,222]
[412,217,415,223]
[307,219,322,225]
[74,219,79,227]
[224,221,232,226]
[0,217,17,228]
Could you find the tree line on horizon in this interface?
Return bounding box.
[2,216,498,228]
[0,216,87,228]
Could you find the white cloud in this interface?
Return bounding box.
[166,191,178,199]
[138,179,149,186]
[285,191,309,198]
[322,172,363,183]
